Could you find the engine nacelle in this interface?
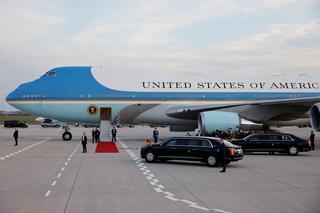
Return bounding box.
[198,111,262,133]
[310,103,320,131]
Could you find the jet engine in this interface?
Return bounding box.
[198,111,262,133]
[310,103,320,131]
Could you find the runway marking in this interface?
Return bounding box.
[45,190,51,197]
[118,140,234,213]
[191,205,210,211]
[0,138,50,161]
[211,209,233,213]
[154,187,163,193]
[44,143,81,198]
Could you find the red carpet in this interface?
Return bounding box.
[95,142,119,153]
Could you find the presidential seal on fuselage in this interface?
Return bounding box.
[87,105,98,115]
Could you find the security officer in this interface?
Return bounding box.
[81,132,87,153]
[13,128,19,146]
[111,126,117,142]
[218,138,227,172]
[153,127,159,143]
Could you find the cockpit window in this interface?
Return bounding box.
[43,71,56,77]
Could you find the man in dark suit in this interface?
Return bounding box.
[81,132,87,153]
[94,128,100,143]
[310,131,315,150]
[13,128,18,146]
[218,138,227,172]
[91,129,95,143]
[111,127,117,142]
[153,128,159,143]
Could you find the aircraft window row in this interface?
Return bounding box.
[253,94,301,99]
[22,94,46,98]
[80,94,93,98]
[78,94,137,99]
[99,94,136,99]
[162,94,208,99]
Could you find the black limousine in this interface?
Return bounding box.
[140,136,243,167]
[4,120,28,128]
[235,133,312,155]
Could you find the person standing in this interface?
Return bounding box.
[94,128,100,143]
[111,127,117,142]
[13,128,19,146]
[81,132,87,153]
[153,127,159,143]
[218,138,227,172]
[310,131,315,150]
[91,128,95,143]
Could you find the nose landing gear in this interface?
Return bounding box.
[62,125,72,141]
[62,131,72,141]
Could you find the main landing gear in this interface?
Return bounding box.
[62,125,72,141]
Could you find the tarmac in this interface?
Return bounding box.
[0,125,319,213]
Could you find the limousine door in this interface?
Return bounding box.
[244,136,264,151]
[187,139,212,160]
[161,139,189,158]
[258,135,284,151]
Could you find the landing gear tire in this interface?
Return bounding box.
[206,155,217,167]
[62,131,72,141]
[288,146,299,156]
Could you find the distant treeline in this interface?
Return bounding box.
[0,113,39,124]
[0,111,29,115]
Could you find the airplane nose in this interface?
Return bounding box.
[6,82,32,104]
[6,89,19,102]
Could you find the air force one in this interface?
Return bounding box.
[6,66,320,140]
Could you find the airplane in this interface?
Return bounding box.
[6,66,320,141]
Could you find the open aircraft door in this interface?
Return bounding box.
[100,107,112,141]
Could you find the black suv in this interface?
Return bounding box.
[4,120,28,128]
[235,133,311,155]
[140,137,243,167]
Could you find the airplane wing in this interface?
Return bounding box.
[166,96,320,121]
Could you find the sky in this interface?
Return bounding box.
[0,0,319,110]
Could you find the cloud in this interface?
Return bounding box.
[282,19,320,44]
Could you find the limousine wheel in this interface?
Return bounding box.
[145,151,157,163]
[206,155,217,167]
[288,146,299,156]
